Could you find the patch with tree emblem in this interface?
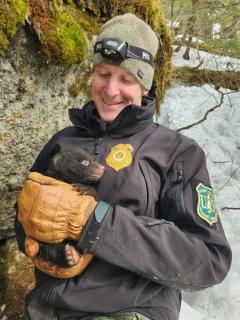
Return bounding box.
[196,183,218,226]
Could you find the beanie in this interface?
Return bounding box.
[92,13,159,90]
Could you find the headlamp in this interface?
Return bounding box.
[94,38,153,66]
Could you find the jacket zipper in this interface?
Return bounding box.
[139,161,150,216]
[176,161,185,215]
[92,137,103,160]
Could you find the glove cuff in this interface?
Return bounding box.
[77,201,112,253]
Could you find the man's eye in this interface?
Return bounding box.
[99,73,110,78]
[81,160,90,166]
[122,77,135,84]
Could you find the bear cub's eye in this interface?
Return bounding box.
[81,160,90,166]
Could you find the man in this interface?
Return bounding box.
[16,13,232,320]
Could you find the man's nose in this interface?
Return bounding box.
[104,77,120,97]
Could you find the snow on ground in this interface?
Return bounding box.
[173,46,240,72]
[158,49,240,319]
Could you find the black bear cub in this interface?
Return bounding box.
[38,145,105,267]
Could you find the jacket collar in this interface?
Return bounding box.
[69,96,156,138]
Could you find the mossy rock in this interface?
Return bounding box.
[68,67,92,99]
[0,0,27,55]
[1,0,172,111]
[27,0,88,65]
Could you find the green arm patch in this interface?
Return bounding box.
[196,183,218,226]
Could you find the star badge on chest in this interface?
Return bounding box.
[106,144,134,171]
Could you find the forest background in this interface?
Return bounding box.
[162,0,240,59]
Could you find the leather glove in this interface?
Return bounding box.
[25,237,70,266]
[18,172,97,243]
[32,253,93,278]
[24,235,93,278]
[25,236,40,258]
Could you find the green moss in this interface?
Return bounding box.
[43,11,87,64]
[0,0,27,55]
[28,0,88,65]
[68,66,92,99]
[64,3,100,39]
[0,31,9,55]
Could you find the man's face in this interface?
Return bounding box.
[92,64,147,122]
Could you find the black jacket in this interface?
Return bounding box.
[15,97,232,320]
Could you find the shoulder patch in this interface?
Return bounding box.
[196,183,218,226]
[106,144,134,171]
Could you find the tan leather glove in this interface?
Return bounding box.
[32,253,93,278]
[18,172,97,243]
[25,228,93,278]
[25,236,40,258]
[24,237,93,278]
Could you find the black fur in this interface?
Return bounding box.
[46,145,103,186]
[38,145,103,267]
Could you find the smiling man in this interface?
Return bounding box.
[16,13,231,320]
[92,64,148,122]
[91,13,157,123]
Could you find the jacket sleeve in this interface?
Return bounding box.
[78,141,232,291]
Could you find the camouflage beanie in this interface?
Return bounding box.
[92,13,159,90]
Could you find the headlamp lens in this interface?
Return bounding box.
[103,48,122,60]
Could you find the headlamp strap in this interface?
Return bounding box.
[94,38,153,66]
[127,45,153,66]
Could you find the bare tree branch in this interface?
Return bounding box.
[221,207,240,211]
[176,90,224,132]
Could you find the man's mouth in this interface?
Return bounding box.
[102,97,123,105]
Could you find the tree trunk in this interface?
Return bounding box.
[183,0,198,60]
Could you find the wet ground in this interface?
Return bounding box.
[0,238,35,319]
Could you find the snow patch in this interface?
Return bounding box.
[173,46,240,72]
[159,78,240,319]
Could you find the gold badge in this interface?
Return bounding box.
[106,144,134,171]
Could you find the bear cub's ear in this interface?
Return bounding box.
[50,144,61,157]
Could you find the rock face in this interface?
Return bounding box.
[0,27,89,240]
[0,238,35,319]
